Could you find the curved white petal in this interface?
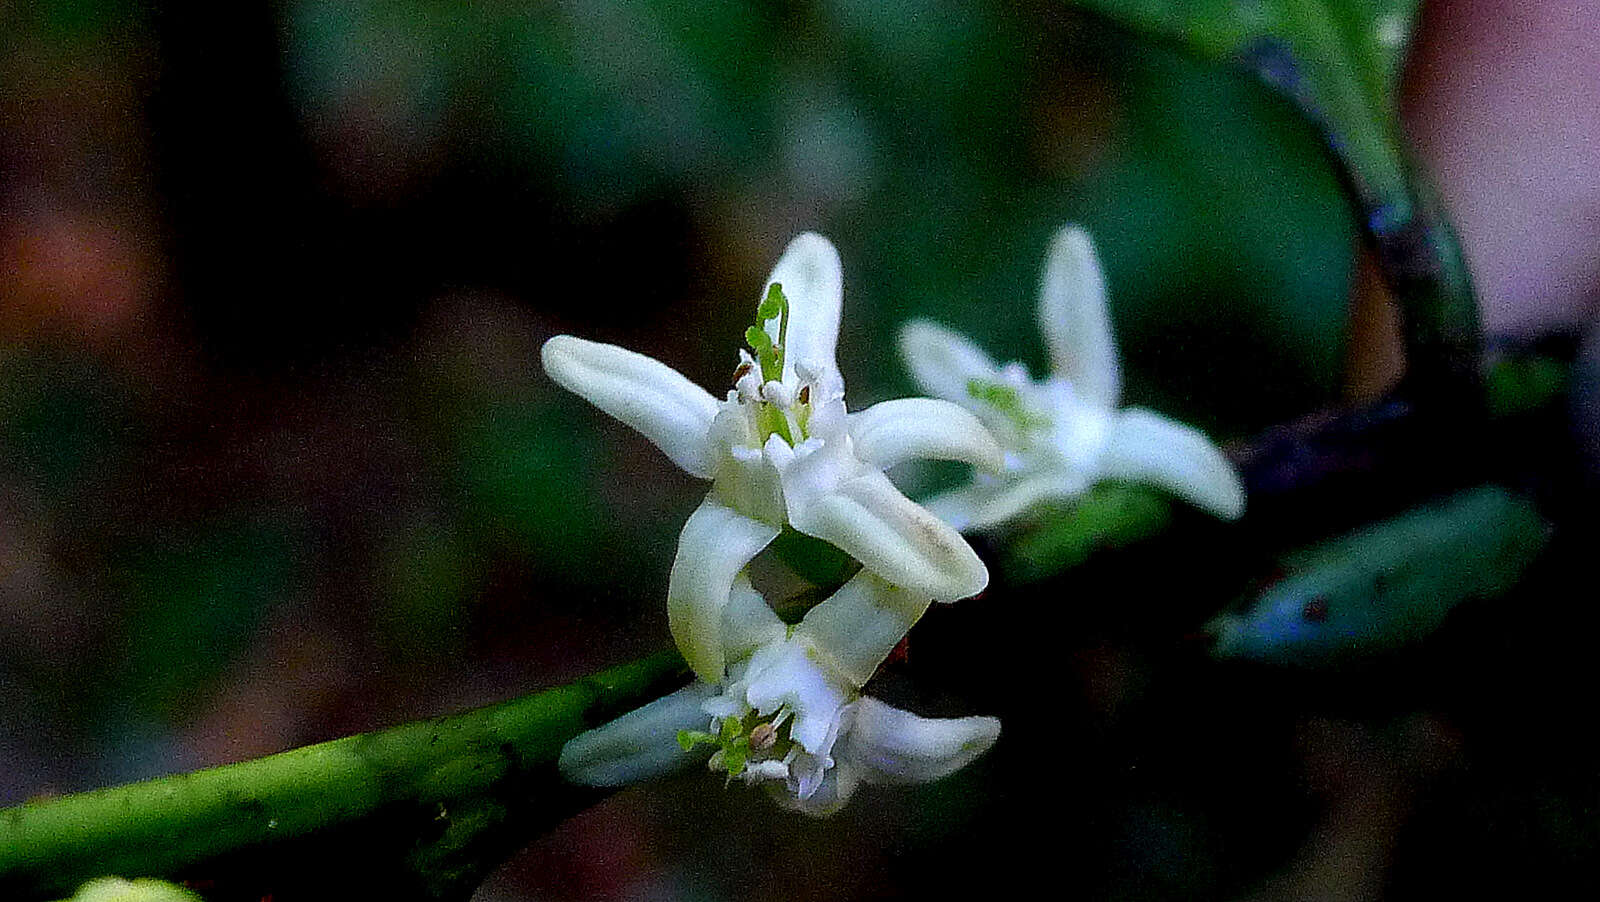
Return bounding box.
[837,697,1001,786]
[764,232,843,380]
[796,569,931,688]
[668,498,781,681]
[786,466,988,602]
[558,683,717,787]
[1099,408,1245,520]
[974,470,1086,528]
[848,398,1005,474]
[723,573,786,662]
[897,320,1004,407]
[542,335,720,478]
[1038,225,1121,408]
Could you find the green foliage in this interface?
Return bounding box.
[677,729,717,751]
[378,518,473,663]
[1214,485,1551,664]
[110,520,300,722]
[0,351,136,508]
[767,527,860,597]
[1004,482,1174,583]
[13,0,148,47]
[1485,355,1569,419]
[1067,0,1418,219]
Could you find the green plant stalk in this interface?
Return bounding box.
[0,651,688,900]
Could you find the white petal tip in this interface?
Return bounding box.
[1049,225,1098,269]
[538,334,720,478]
[896,320,1002,405]
[844,698,1002,785]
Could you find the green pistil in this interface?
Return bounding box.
[967,378,1046,430]
[748,283,790,384]
[739,283,804,445]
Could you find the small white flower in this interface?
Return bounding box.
[543,233,1004,682]
[558,570,1001,815]
[898,224,1246,532]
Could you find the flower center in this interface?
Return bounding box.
[966,376,1048,431]
[731,283,828,446]
[678,709,798,784]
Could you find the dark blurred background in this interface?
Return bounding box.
[3,1,1598,899]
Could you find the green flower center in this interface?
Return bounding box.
[678,710,796,781]
[967,377,1048,430]
[734,283,822,446]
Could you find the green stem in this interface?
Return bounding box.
[0,651,687,901]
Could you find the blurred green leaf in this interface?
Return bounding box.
[111,521,299,720]
[1003,483,1174,583]
[1485,355,1569,419]
[1068,0,1418,221]
[379,518,473,661]
[17,0,147,45]
[0,350,135,508]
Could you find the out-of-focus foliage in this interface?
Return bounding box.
[1070,0,1418,221]
[285,0,1357,434]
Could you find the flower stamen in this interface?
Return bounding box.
[679,707,798,787]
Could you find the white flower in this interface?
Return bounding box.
[558,570,1001,815]
[543,233,1004,682]
[898,224,1245,532]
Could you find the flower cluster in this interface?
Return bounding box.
[545,233,1002,813]
[898,225,1245,532]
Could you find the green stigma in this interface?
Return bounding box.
[747,283,790,384]
[967,378,1046,430]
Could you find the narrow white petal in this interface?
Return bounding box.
[897,320,1004,407]
[787,468,988,602]
[1038,225,1121,408]
[541,335,719,478]
[796,569,931,688]
[668,498,781,681]
[848,398,1005,474]
[922,472,1085,532]
[764,232,843,379]
[558,683,717,787]
[1100,408,1245,520]
[972,470,1086,528]
[838,697,1001,785]
[918,482,996,533]
[723,573,786,662]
